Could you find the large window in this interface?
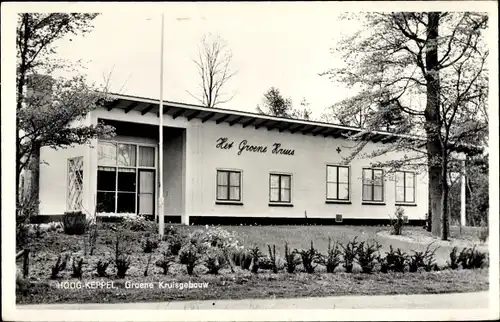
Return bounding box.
[395,171,416,203]
[326,165,349,201]
[362,168,384,202]
[96,141,156,214]
[269,173,291,203]
[216,170,242,201]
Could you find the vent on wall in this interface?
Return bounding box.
[403,216,409,224]
[335,214,343,223]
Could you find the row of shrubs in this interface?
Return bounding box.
[48,218,488,280]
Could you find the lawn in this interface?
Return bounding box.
[16,221,489,305]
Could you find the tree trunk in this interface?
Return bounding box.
[424,12,442,237]
[28,145,41,216]
[440,150,449,240]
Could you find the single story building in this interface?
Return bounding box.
[35,93,432,226]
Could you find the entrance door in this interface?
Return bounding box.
[138,169,155,216]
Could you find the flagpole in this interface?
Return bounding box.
[158,13,165,239]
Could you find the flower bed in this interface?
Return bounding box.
[16,220,489,304]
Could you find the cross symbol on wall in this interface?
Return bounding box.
[336,147,342,153]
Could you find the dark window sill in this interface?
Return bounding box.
[326,200,352,205]
[268,203,294,207]
[215,201,243,206]
[395,203,417,207]
[362,202,386,206]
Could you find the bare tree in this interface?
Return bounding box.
[188,34,237,108]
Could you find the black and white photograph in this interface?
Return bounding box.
[1,1,498,321]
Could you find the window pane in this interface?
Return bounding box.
[327,182,337,199]
[117,169,136,192]
[280,188,291,202]
[97,167,116,191]
[229,172,240,186]
[406,173,415,188]
[373,186,383,201]
[363,185,372,201]
[363,169,372,184]
[117,192,135,213]
[138,194,153,215]
[217,171,228,186]
[270,175,279,188]
[139,146,155,167]
[338,167,349,183]
[281,175,291,189]
[327,166,337,182]
[405,187,415,202]
[395,172,405,187]
[396,188,404,202]
[374,170,383,185]
[270,188,279,201]
[98,142,117,166]
[96,191,115,213]
[338,183,349,200]
[217,186,228,200]
[117,144,137,167]
[229,186,240,200]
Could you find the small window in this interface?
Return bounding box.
[269,173,291,203]
[395,171,416,203]
[362,168,384,202]
[67,156,84,211]
[326,165,350,200]
[216,170,242,201]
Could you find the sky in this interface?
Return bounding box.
[52,3,364,119]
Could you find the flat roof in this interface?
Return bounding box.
[101,93,479,153]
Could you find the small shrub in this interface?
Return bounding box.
[384,245,408,272]
[62,211,87,235]
[96,258,111,277]
[115,255,131,278]
[113,229,131,278]
[179,243,201,275]
[296,241,321,274]
[448,246,460,269]
[144,252,154,276]
[123,215,157,232]
[390,207,405,236]
[239,249,252,270]
[155,250,176,275]
[51,254,70,279]
[164,224,180,237]
[250,246,263,274]
[409,243,439,273]
[166,234,184,256]
[85,219,99,256]
[204,247,227,274]
[142,238,159,253]
[340,237,359,273]
[356,240,382,274]
[267,244,278,274]
[458,245,487,269]
[71,257,84,279]
[284,242,301,274]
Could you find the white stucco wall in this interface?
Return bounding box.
[187,119,428,221]
[39,115,93,216]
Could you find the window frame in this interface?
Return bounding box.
[215,169,243,203]
[362,168,385,203]
[325,164,350,202]
[96,140,157,215]
[269,172,292,204]
[395,171,416,204]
